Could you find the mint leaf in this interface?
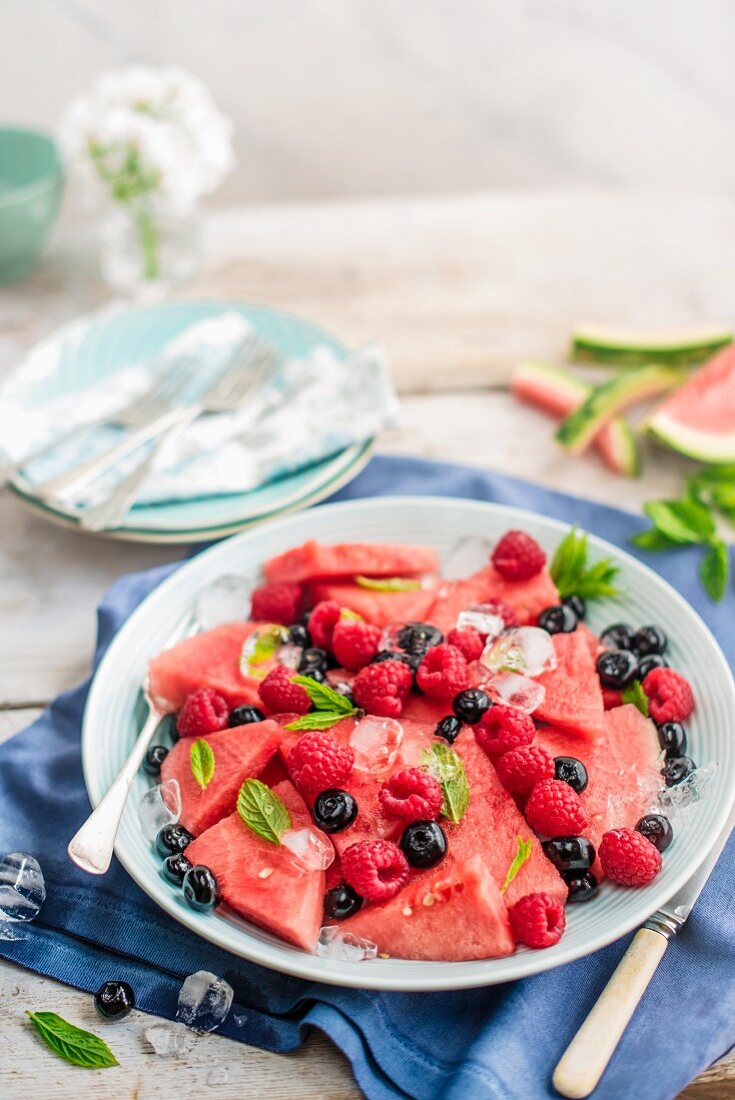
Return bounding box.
[285,710,351,731]
[354,575,422,592]
[643,499,715,544]
[549,525,621,600]
[621,679,649,717]
[237,778,290,845]
[500,836,533,895]
[290,674,357,715]
[27,1012,118,1069]
[421,743,470,824]
[700,538,729,602]
[190,738,215,791]
[630,528,679,552]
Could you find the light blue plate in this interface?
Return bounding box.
[10,301,374,543]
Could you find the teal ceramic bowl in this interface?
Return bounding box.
[0,127,64,284]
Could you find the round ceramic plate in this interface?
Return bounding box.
[82,497,735,991]
[8,301,373,543]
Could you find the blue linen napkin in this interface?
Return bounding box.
[1,454,733,1100]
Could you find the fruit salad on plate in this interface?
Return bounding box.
[139,527,704,963]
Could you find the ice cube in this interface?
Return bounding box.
[138,779,181,842]
[276,642,302,670]
[0,853,45,923]
[456,604,505,638]
[240,623,289,678]
[176,970,234,1034]
[442,535,494,579]
[316,926,378,962]
[145,1024,196,1057]
[282,827,335,872]
[350,716,404,772]
[487,671,546,713]
[481,627,556,677]
[656,762,718,825]
[195,574,252,630]
[207,1067,230,1087]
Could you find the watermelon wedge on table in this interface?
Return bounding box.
[428,564,558,633]
[306,579,437,628]
[647,343,735,463]
[185,780,331,952]
[534,630,605,739]
[148,622,260,712]
[264,541,440,585]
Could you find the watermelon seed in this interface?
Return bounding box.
[422,893,436,907]
[402,905,413,917]
[258,868,273,879]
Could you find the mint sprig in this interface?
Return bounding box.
[190,738,215,791]
[285,710,354,731]
[290,674,357,715]
[27,1011,118,1069]
[620,679,649,717]
[354,575,422,592]
[237,778,290,845]
[549,526,621,600]
[421,743,470,824]
[500,836,533,895]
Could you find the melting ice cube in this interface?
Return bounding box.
[145,1024,196,1057]
[195,574,252,630]
[0,853,45,923]
[350,716,404,772]
[240,623,289,678]
[282,827,335,872]
[487,671,545,713]
[442,535,494,579]
[481,627,556,677]
[656,762,718,824]
[316,926,378,961]
[176,970,234,1033]
[138,779,181,841]
[456,605,505,638]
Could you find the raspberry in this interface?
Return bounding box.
[642,667,694,724]
[332,619,381,671]
[378,768,443,821]
[446,627,484,662]
[415,644,469,700]
[525,778,588,836]
[491,530,546,581]
[341,839,409,901]
[495,745,555,798]
[509,892,566,948]
[286,730,354,790]
[259,666,311,715]
[308,601,343,650]
[353,659,413,718]
[177,688,229,737]
[599,827,662,886]
[250,581,302,625]
[474,705,535,756]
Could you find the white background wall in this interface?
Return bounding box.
[3,0,735,203]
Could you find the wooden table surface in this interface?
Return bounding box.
[0,191,733,1098]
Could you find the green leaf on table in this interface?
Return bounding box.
[27,1011,119,1069]
[290,674,357,714]
[190,738,215,791]
[700,538,730,602]
[642,499,715,544]
[629,528,680,552]
[285,710,355,731]
[621,679,649,717]
[500,837,533,895]
[421,743,470,824]
[354,575,422,592]
[237,778,290,845]
[549,526,621,600]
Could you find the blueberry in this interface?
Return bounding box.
[397,622,444,656]
[554,756,588,793]
[452,688,491,724]
[636,814,674,852]
[632,625,667,656]
[657,721,687,758]
[142,744,169,776]
[312,789,358,833]
[563,595,586,621]
[564,872,599,903]
[229,705,266,728]
[600,623,635,650]
[155,823,194,857]
[538,604,578,635]
[595,649,638,689]
[661,756,696,787]
[637,653,668,679]
[435,715,462,744]
[288,623,311,648]
[183,865,220,911]
[298,647,329,672]
[324,883,363,920]
[301,667,326,683]
[542,835,596,874]
[331,683,356,707]
[399,820,447,869]
[162,852,192,885]
[372,650,420,672]
[94,980,135,1021]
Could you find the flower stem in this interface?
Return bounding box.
[135,208,159,280]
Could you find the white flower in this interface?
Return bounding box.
[59,66,234,216]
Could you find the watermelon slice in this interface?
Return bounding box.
[536,705,663,878]
[185,780,330,952]
[306,580,437,628]
[428,565,559,634]
[571,323,732,368]
[148,622,261,712]
[647,344,735,463]
[160,720,282,835]
[340,854,515,961]
[264,541,439,585]
[534,631,605,739]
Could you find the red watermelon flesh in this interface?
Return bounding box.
[264,541,439,585]
[428,565,558,634]
[535,705,663,878]
[306,580,437,628]
[161,720,282,836]
[533,631,605,739]
[148,622,261,712]
[341,854,515,961]
[185,781,330,951]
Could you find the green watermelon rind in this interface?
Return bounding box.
[647,413,735,464]
[571,324,732,368]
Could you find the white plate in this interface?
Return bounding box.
[82,497,735,991]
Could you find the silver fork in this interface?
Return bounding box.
[78,338,281,531]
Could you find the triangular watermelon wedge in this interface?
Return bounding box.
[161,719,282,835]
[648,343,735,463]
[148,622,261,712]
[533,631,605,739]
[185,780,330,952]
[306,580,437,628]
[428,565,558,634]
[264,541,439,584]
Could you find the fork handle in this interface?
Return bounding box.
[553,927,670,1098]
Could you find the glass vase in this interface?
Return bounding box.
[97,203,201,299]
